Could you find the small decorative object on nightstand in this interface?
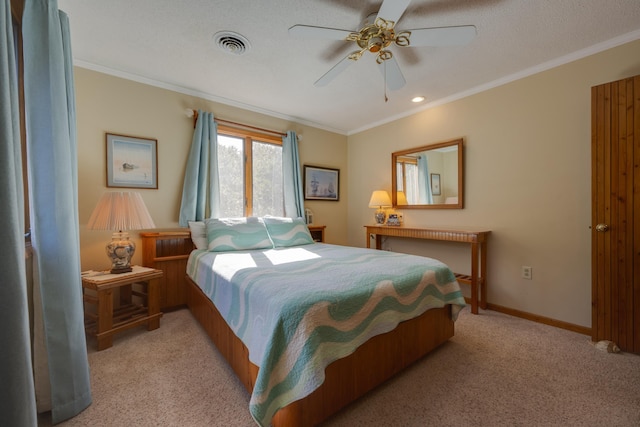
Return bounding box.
[82,266,163,350]
[386,213,401,226]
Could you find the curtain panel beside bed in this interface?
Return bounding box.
[179,110,220,226]
[282,130,305,219]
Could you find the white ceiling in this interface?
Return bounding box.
[58,0,640,135]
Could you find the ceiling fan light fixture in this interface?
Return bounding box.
[368,37,383,53]
[376,50,393,64]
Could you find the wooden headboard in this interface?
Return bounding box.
[140,230,193,311]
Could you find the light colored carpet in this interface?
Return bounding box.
[40,307,640,427]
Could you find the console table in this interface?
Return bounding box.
[365,225,491,314]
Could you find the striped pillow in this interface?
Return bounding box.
[206,217,273,252]
[263,217,314,247]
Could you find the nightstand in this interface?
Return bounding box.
[308,225,326,242]
[82,266,163,350]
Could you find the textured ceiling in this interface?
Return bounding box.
[58,0,640,135]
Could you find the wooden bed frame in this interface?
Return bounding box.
[186,275,455,426]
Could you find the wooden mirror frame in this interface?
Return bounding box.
[391,138,464,209]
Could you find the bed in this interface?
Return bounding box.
[181,217,466,426]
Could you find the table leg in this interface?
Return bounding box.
[470,242,479,314]
[366,232,383,250]
[146,279,160,330]
[480,240,488,310]
[96,288,113,350]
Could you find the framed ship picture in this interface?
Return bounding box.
[304,165,339,201]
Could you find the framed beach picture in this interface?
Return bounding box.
[430,173,441,196]
[304,165,339,201]
[106,133,158,189]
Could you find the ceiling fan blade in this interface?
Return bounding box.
[378,57,405,91]
[407,25,477,46]
[288,25,352,41]
[376,0,412,25]
[314,55,355,87]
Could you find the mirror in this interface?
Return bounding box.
[391,138,463,209]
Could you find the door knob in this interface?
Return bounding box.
[595,224,609,232]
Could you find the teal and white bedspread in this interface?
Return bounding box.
[186,243,466,426]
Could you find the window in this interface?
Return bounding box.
[396,157,419,204]
[217,125,283,217]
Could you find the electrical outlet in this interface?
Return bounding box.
[522,266,532,280]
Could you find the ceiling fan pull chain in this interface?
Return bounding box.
[383,62,389,103]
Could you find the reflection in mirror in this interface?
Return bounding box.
[392,138,463,209]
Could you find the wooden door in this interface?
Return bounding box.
[591,75,640,354]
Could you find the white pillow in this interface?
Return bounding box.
[188,221,207,250]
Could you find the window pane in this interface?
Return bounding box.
[396,163,404,192]
[217,135,244,217]
[252,141,283,217]
[405,163,419,204]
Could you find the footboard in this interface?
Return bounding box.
[186,275,454,426]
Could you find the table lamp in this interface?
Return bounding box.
[87,192,155,274]
[368,190,392,224]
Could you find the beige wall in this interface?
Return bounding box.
[75,69,348,271]
[347,39,640,328]
[77,38,640,329]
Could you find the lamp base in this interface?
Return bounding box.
[110,265,133,274]
[106,232,135,274]
[374,210,386,225]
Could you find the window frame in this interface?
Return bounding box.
[216,124,283,216]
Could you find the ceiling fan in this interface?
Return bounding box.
[289,0,476,93]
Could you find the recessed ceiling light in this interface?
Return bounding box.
[412,96,425,103]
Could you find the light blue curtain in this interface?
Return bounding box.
[0,2,37,425]
[417,155,434,204]
[179,110,220,225]
[22,0,91,423]
[282,131,305,218]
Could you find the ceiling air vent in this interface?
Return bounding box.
[213,31,250,55]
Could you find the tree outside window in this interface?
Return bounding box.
[217,127,283,217]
